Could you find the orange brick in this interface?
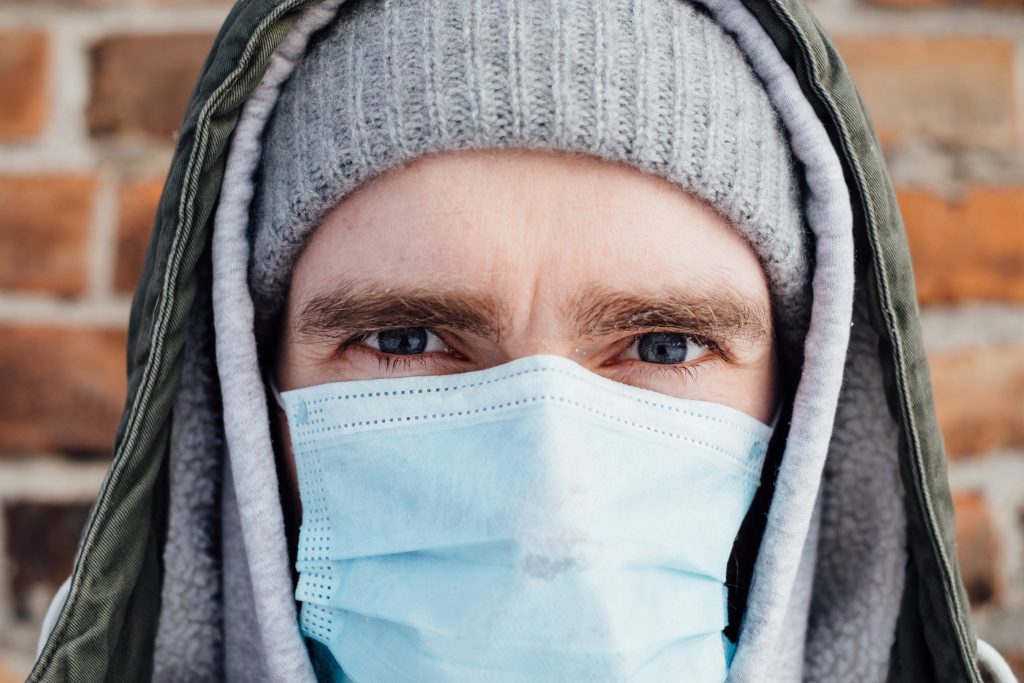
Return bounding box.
[27,0,231,4]
[0,325,127,456]
[5,0,235,4]
[0,31,48,141]
[0,661,22,683]
[952,491,1000,607]
[87,34,215,140]
[899,187,1024,305]
[865,0,1022,7]
[0,174,96,295]
[930,344,1024,458]
[866,0,949,6]
[138,0,234,4]
[115,179,164,293]
[832,36,1017,149]
[1,0,111,5]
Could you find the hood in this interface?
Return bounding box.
[27,1,993,681]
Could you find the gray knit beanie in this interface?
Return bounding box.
[251,0,809,350]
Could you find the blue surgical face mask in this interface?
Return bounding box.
[272,353,773,683]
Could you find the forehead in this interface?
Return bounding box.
[290,148,768,310]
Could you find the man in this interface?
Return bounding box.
[267,147,784,679]
[30,0,1016,681]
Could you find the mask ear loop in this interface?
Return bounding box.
[265,367,288,413]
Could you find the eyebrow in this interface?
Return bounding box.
[295,278,771,346]
[296,281,508,343]
[566,283,771,343]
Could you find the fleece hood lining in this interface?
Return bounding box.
[153,0,906,681]
[206,2,346,681]
[693,1,857,677]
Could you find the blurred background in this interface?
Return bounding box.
[0,0,1022,679]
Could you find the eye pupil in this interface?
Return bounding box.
[637,332,689,364]
[378,327,428,355]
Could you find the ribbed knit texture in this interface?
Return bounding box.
[251,0,808,345]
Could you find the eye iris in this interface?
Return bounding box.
[378,327,428,355]
[637,332,690,364]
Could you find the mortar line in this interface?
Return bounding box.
[47,22,93,165]
[809,4,1024,37]
[920,303,1024,354]
[86,168,118,300]
[0,458,110,500]
[0,294,131,327]
[0,6,231,34]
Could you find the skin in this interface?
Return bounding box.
[270,147,778,565]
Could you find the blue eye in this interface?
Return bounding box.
[367,327,446,355]
[625,332,710,365]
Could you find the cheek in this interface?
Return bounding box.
[678,348,777,425]
[720,350,778,425]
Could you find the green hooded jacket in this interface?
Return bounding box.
[26,0,1004,681]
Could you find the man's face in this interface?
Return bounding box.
[273,148,777,499]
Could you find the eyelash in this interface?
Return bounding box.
[335,332,452,375]
[338,329,726,380]
[368,350,440,374]
[623,354,710,383]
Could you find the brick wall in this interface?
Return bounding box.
[0,2,230,679]
[0,0,1021,679]
[807,0,1024,673]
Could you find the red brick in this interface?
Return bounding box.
[0,31,48,141]
[87,34,215,141]
[1005,653,1024,682]
[4,0,231,4]
[0,0,108,4]
[115,179,164,293]
[4,500,91,619]
[952,491,1000,607]
[0,174,96,295]
[137,0,234,4]
[832,36,1018,149]
[899,187,1024,305]
[865,0,1022,6]
[866,0,949,7]
[930,345,1024,458]
[0,325,127,456]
